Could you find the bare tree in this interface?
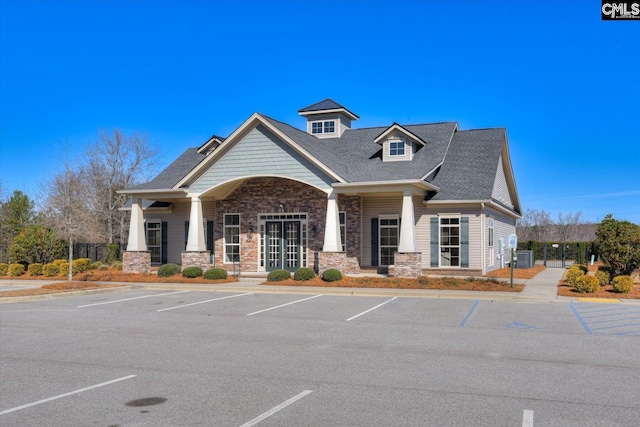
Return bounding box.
[84,129,157,245]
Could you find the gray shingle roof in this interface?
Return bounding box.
[428,128,505,201]
[128,148,205,190]
[298,98,347,112]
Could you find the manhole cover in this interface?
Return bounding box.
[125,397,167,407]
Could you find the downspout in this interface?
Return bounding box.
[480,202,486,276]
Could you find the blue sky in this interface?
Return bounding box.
[1,0,638,224]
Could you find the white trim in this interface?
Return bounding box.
[439,215,461,268]
[378,214,400,267]
[333,179,438,194]
[223,213,241,264]
[374,123,426,146]
[299,107,359,120]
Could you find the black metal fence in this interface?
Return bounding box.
[72,243,112,263]
[517,241,595,268]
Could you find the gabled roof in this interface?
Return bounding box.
[298,98,359,120]
[197,134,225,154]
[127,148,205,191]
[373,123,427,146]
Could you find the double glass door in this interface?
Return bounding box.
[265,221,301,272]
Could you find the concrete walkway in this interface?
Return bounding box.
[518,267,566,300]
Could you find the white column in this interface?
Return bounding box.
[322,189,342,252]
[127,197,147,251]
[398,189,416,253]
[186,194,206,251]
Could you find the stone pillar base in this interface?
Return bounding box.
[181,251,213,271]
[123,251,151,274]
[317,252,346,276]
[393,252,422,279]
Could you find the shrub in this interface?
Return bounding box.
[98,265,110,271]
[0,263,8,276]
[595,269,611,286]
[111,261,123,270]
[572,264,588,274]
[9,263,25,277]
[158,263,181,277]
[322,268,342,282]
[611,276,634,293]
[267,269,291,282]
[74,258,92,272]
[59,262,71,276]
[43,263,59,277]
[574,275,600,293]
[182,266,203,278]
[565,267,585,286]
[294,267,315,281]
[89,262,100,270]
[52,259,66,267]
[203,268,228,280]
[106,243,121,264]
[28,263,43,276]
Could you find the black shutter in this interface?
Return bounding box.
[207,221,214,254]
[161,221,168,264]
[371,218,379,266]
[184,221,189,249]
[430,217,439,267]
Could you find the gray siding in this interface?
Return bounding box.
[491,155,514,209]
[361,195,403,266]
[485,206,516,271]
[190,125,334,193]
[144,200,216,265]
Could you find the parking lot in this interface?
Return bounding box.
[2,289,640,426]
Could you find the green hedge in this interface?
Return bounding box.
[203,268,227,280]
[28,263,43,276]
[322,268,342,282]
[182,266,203,278]
[158,263,180,277]
[267,269,291,282]
[294,267,315,281]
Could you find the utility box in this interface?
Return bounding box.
[516,250,534,269]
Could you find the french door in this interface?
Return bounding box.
[265,221,301,272]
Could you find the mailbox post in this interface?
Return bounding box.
[507,234,518,288]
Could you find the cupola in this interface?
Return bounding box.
[298,99,359,138]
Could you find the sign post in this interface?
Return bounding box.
[507,234,518,289]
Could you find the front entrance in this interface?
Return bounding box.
[265,221,301,271]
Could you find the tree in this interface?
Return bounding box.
[0,190,40,262]
[84,129,157,245]
[594,214,640,277]
[8,225,66,264]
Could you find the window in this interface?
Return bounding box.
[440,217,460,267]
[389,140,405,156]
[339,211,346,252]
[147,221,162,264]
[311,120,335,134]
[324,121,335,133]
[488,218,494,267]
[379,217,399,266]
[224,214,240,263]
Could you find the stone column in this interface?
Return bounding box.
[322,189,342,252]
[398,189,416,253]
[186,194,206,251]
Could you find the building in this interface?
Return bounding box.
[120,99,521,278]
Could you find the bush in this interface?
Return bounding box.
[595,269,611,286]
[0,263,8,276]
[572,264,588,274]
[98,265,110,271]
[182,266,203,278]
[9,263,25,277]
[565,266,585,286]
[43,263,59,277]
[106,243,120,264]
[28,263,43,276]
[612,276,634,293]
[59,262,71,276]
[203,268,228,280]
[294,267,315,281]
[74,258,92,273]
[574,275,600,293]
[158,263,181,277]
[267,269,291,282]
[322,268,342,282]
[52,259,66,267]
[111,261,123,270]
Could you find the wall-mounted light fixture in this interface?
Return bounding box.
[247,227,254,241]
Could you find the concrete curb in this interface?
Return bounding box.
[0,285,133,304]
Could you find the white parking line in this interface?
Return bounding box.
[523,409,534,427]
[346,297,397,321]
[0,375,136,416]
[239,390,313,427]
[78,291,190,308]
[157,292,254,312]
[246,295,322,316]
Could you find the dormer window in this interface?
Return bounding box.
[311,120,335,135]
[389,140,405,156]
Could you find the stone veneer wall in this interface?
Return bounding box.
[393,252,422,279]
[210,177,361,273]
[123,251,151,274]
[181,251,212,272]
[317,252,346,276]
